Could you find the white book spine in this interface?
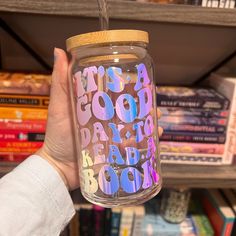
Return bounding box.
[207,74,236,164]
[131,206,145,236]
[119,208,134,236]
[202,0,208,7]
[229,0,235,8]
[212,0,219,7]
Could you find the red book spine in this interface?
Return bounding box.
[0,152,30,162]
[0,120,46,131]
[0,141,43,152]
[0,130,45,142]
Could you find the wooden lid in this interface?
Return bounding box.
[66,29,149,51]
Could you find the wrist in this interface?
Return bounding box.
[36,148,70,190]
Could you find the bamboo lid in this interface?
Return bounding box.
[66,29,149,51]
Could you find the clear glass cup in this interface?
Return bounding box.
[66,29,162,207]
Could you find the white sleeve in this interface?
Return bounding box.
[0,155,75,236]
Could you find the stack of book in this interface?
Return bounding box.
[157,81,236,165]
[0,72,50,163]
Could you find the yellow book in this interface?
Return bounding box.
[0,94,49,108]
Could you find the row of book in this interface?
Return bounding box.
[0,72,236,166]
[64,188,236,236]
[136,0,236,8]
[158,73,236,165]
[0,72,50,162]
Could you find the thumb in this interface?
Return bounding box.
[49,48,69,115]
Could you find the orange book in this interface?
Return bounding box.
[0,107,48,120]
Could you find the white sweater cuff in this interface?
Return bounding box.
[12,155,75,232]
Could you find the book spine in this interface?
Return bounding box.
[0,130,45,142]
[160,123,226,133]
[0,120,46,132]
[202,190,235,236]
[207,75,236,164]
[110,208,121,236]
[0,152,30,162]
[160,153,223,165]
[0,141,43,153]
[229,0,235,8]
[0,94,49,108]
[157,97,229,109]
[160,132,226,143]
[69,210,79,236]
[119,208,134,236]
[93,205,106,236]
[0,107,48,120]
[104,209,112,236]
[160,141,225,154]
[159,107,229,118]
[79,204,93,236]
[132,206,145,236]
[159,116,227,126]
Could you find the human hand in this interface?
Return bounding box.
[37,48,163,191]
[36,48,79,190]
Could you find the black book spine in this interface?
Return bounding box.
[160,132,226,144]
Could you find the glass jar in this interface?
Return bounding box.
[66,29,162,207]
[160,188,191,223]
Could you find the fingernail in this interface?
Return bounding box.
[158,127,163,137]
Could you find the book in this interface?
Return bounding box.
[104,208,112,236]
[159,122,226,133]
[93,204,106,236]
[159,107,229,118]
[0,72,51,95]
[69,209,79,236]
[160,141,224,154]
[160,152,222,165]
[201,189,235,236]
[188,199,214,236]
[0,152,30,162]
[156,86,230,109]
[119,207,134,236]
[221,189,236,236]
[78,204,93,236]
[160,131,226,144]
[0,94,49,108]
[159,116,227,126]
[110,208,121,236]
[0,141,43,153]
[0,130,45,142]
[205,73,236,164]
[0,107,48,120]
[131,205,145,236]
[0,120,46,132]
[141,214,197,236]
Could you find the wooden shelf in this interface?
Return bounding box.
[1,162,236,188]
[1,0,236,27]
[162,163,236,188]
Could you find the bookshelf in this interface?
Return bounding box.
[1,163,236,188]
[1,1,236,190]
[1,0,236,27]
